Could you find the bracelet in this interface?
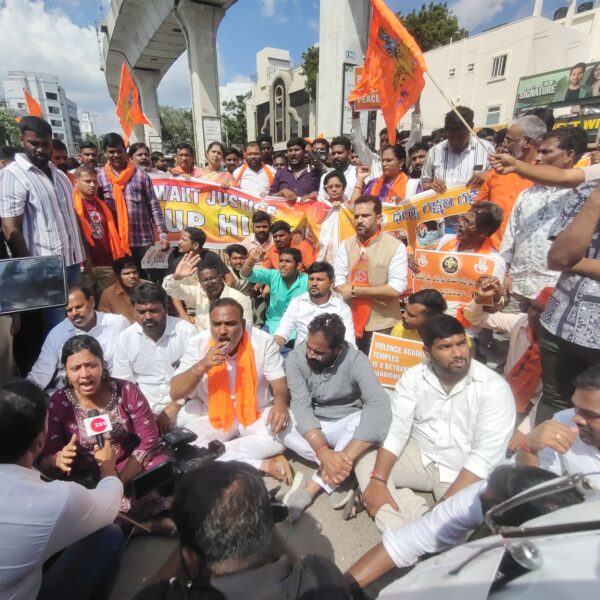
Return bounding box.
[306,431,322,444]
[519,438,534,454]
[315,442,329,457]
[370,470,388,484]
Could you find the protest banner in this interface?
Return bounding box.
[151,176,332,248]
[380,185,479,250]
[368,332,424,388]
[412,249,498,303]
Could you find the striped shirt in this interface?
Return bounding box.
[0,154,85,266]
[420,136,494,187]
[96,166,166,248]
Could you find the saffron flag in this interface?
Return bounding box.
[349,0,427,145]
[23,89,42,117]
[116,63,150,143]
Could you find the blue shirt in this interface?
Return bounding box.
[248,268,308,333]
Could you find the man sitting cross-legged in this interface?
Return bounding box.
[170,298,293,483]
[283,314,391,521]
[355,314,515,533]
[112,282,197,434]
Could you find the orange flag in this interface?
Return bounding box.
[23,88,42,117]
[116,63,150,144]
[349,0,427,145]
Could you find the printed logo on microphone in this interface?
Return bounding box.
[83,414,113,437]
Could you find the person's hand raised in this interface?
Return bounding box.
[54,434,78,474]
[173,252,200,281]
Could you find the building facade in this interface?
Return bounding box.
[245,48,316,150]
[3,71,82,155]
[79,110,96,139]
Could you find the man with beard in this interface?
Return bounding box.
[50,139,70,175]
[317,137,357,201]
[475,115,546,249]
[99,256,144,323]
[77,142,99,169]
[282,313,390,521]
[274,262,355,347]
[163,257,252,331]
[406,142,428,197]
[112,283,197,433]
[355,315,515,532]
[268,137,320,203]
[27,287,128,392]
[257,133,274,166]
[242,210,274,253]
[171,299,293,483]
[170,143,203,178]
[0,117,86,332]
[263,220,316,273]
[96,133,169,275]
[128,143,155,173]
[232,141,276,197]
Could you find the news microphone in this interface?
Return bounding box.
[86,409,108,449]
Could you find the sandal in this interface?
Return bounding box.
[342,489,365,521]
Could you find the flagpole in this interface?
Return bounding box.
[425,71,493,155]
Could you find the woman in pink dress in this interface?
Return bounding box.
[39,334,173,532]
[198,141,234,186]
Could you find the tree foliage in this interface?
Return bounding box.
[159,105,194,154]
[397,2,468,52]
[0,104,20,147]
[301,46,319,99]
[222,93,249,147]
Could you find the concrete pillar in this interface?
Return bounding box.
[174,0,224,164]
[317,0,370,138]
[532,0,544,17]
[565,0,577,27]
[132,68,162,152]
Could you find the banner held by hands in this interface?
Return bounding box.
[349,0,427,145]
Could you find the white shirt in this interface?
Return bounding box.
[274,291,356,346]
[499,185,568,299]
[162,276,253,331]
[232,163,276,196]
[333,234,408,293]
[383,479,486,566]
[317,163,358,201]
[0,464,122,600]
[26,312,129,391]
[539,409,600,487]
[384,360,515,482]
[175,327,286,425]
[421,136,494,187]
[112,316,198,414]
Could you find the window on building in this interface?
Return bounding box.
[48,106,60,114]
[17,102,25,109]
[448,68,456,78]
[490,55,507,79]
[54,133,64,140]
[50,119,63,128]
[467,63,475,73]
[486,105,501,126]
[45,92,58,101]
[273,78,287,144]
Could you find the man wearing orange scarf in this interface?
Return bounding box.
[170,299,293,484]
[74,165,129,298]
[334,195,408,354]
[96,133,169,278]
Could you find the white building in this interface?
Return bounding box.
[399,0,600,133]
[3,71,82,155]
[79,110,96,139]
[245,47,316,150]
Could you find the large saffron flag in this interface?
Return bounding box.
[116,63,150,143]
[349,0,427,145]
[23,89,42,117]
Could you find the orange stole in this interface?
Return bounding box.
[103,162,134,250]
[206,331,259,431]
[370,172,408,203]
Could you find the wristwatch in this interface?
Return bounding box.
[175,398,187,408]
[351,285,356,298]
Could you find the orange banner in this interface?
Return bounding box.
[368,332,424,387]
[116,63,150,143]
[413,249,498,303]
[349,0,427,144]
[23,88,42,117]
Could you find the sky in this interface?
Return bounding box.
[0,0,572,134]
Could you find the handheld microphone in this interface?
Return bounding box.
[84,409,112,449]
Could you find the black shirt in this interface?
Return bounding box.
[168,248,229,278]
[133,555,351,600]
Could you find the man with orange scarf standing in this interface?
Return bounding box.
[96,133,169,276]
[334,195,408,354]
[170,298,294,485]
[73,165,129,298]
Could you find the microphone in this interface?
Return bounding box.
[86,408,108,449]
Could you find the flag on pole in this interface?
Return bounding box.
[349,0,427,145]
[23,88,42,117]
[116,63,150,144]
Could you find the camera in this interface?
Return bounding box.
[310,149,327,161]
[129,428,225,499]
